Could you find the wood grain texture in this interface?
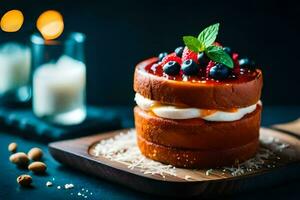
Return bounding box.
[272,118,300,137]
[48,128,300,197]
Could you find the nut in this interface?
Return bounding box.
[27,147,43,161]
[17,174,32,187]
[9,152,29,167]
[28,161,47,173]
[8,142,17,153]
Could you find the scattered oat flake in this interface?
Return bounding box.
[276,143,290,152]
[205,169,213,176]
[57,186,61,189]
[64,183,74,189]
[46,181,53,187]
[222,147,277,176]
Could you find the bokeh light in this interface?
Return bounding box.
[36,10,64,40]
[0,10,24,32]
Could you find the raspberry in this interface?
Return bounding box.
[232,53,240,75]
[206,61,216,77]
[181,47,198,63]
[213,42,222,47]
[161,53,182,66]
[232,53,239,61]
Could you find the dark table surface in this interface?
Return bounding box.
[1,106,300,200]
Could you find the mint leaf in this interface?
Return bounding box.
[197,23,220,48]
[205,46,234,68]
[182,36,204,53]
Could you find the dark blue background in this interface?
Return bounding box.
[1,0,299,106]
[1,2,300,199]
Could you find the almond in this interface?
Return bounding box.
[27,147,43,161]
[17,174,32,187]
[28,161,47,173]
[9,152,29,167]
[8,142,17,153]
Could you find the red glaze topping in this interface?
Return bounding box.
[144,59,259,84]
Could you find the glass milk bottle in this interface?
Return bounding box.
[31,33,86,125]
[0,33,31,105]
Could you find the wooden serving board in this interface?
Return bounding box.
[49,127,300,197]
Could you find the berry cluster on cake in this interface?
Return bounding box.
[133,23,263,168]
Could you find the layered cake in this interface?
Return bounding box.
[134,23,263,168]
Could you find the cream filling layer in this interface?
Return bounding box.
[135,93,260,121]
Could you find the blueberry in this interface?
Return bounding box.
[197,52,210,67]
[223,46,232,56]
[181,59,200,75]
[209,63,231,80]
[163,61,181,75]
[174,46,184,57]
[239,58,256,69]
[158,52,168,61]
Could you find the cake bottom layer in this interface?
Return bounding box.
[134,105,261,150]
[137,136,259,168]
